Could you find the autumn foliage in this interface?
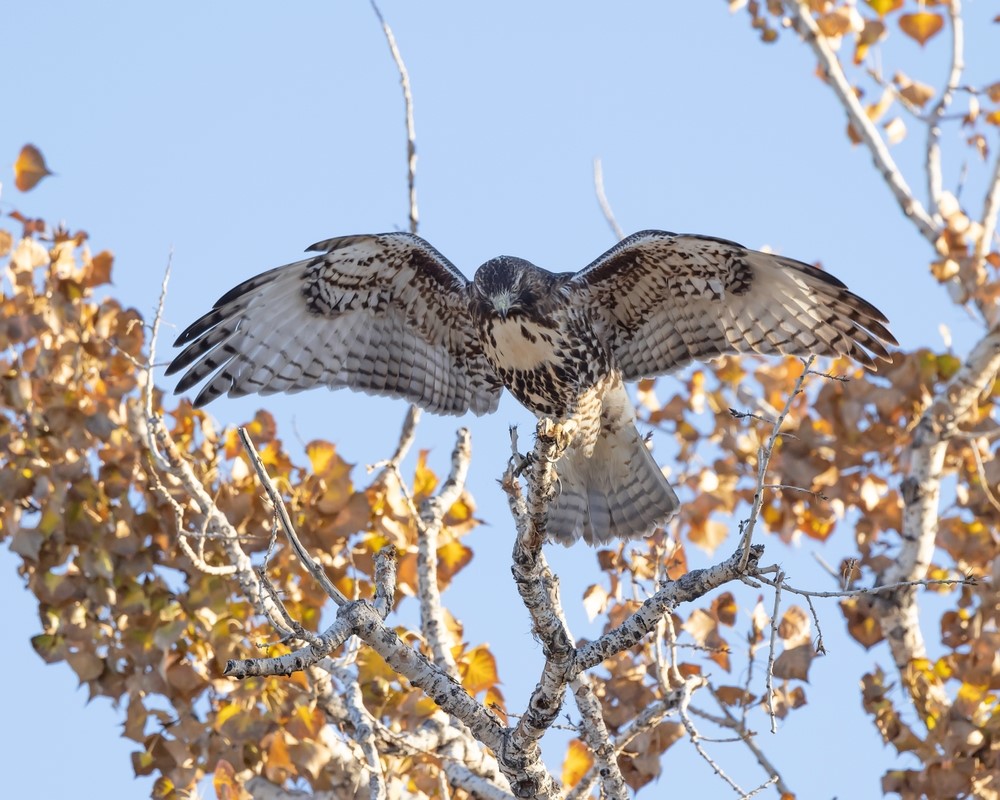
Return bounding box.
[4,1,1000,798]
[0,225,491,795]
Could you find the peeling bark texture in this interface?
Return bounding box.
[572,676,630,800]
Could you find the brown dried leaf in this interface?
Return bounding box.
[773,643,816,681]
[777,605,811,645]
[712,591,738,626]
[895,73,935,107]
[840,596,885,648]
[687,516,728,554]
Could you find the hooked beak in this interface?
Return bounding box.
[491,292,513,319]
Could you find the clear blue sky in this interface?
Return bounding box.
[2,1,994,797]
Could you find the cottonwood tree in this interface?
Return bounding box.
[2,1,999,798]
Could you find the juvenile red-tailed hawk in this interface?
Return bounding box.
[167,230,895,545]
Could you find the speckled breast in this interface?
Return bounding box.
[478,308,611,418]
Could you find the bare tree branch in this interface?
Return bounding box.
[340,670,388,800]
[414,428,472,678]
[875,328,1000,718]
[593,157,625,242]
[925,0,965,216]
[370,0,419,235]
[571,675,629,800]
[784,1,939,243]
[238,426,350,606]
[574,543,766,675]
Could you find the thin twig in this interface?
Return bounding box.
[784,1,939,243]
[765,570,784,734]
[415,428,472,678]
[738,357,814,569]
[751,569,978,599]
[238,426,349,606]
[678,677,749,797]
[593,157,625,241]
[370,0,419,235]
[925,0,964,217]
[145,249,173,422]
[700,686,794,796]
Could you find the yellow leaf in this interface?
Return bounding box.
[985,110,1000,127]
[413,449,438,497]
[306,440,337,475]
[437,538,473,581]
[14,144,53,191]
[561,739,594,788]
[459,644,499,695]
[883,116,906,145]
[899,12,944,46]
[447,493,473,522]
[151,776,177,800]
[866,0,902,16]
[213,702,243,732]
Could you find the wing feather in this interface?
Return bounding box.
[167,232,503,415]
[570,230,897,379]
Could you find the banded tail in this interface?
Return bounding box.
[546,422,679,545]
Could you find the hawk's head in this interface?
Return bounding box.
[470,256,545,320]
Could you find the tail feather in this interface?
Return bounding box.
[547,424,679,545]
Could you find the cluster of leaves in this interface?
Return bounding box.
[618,351,1000,794]
[736,2,1000,164]
[0,221,494,796]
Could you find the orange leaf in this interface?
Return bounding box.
[899,12,944,45]
[484,686,508,724]
[561,739,594,788]
[213,760,247,800]
[85,250,114,288]
[14,144,53,191]
[712,591,738,626]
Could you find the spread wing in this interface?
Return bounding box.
[568,230,897,380]
[167,232,503,415]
